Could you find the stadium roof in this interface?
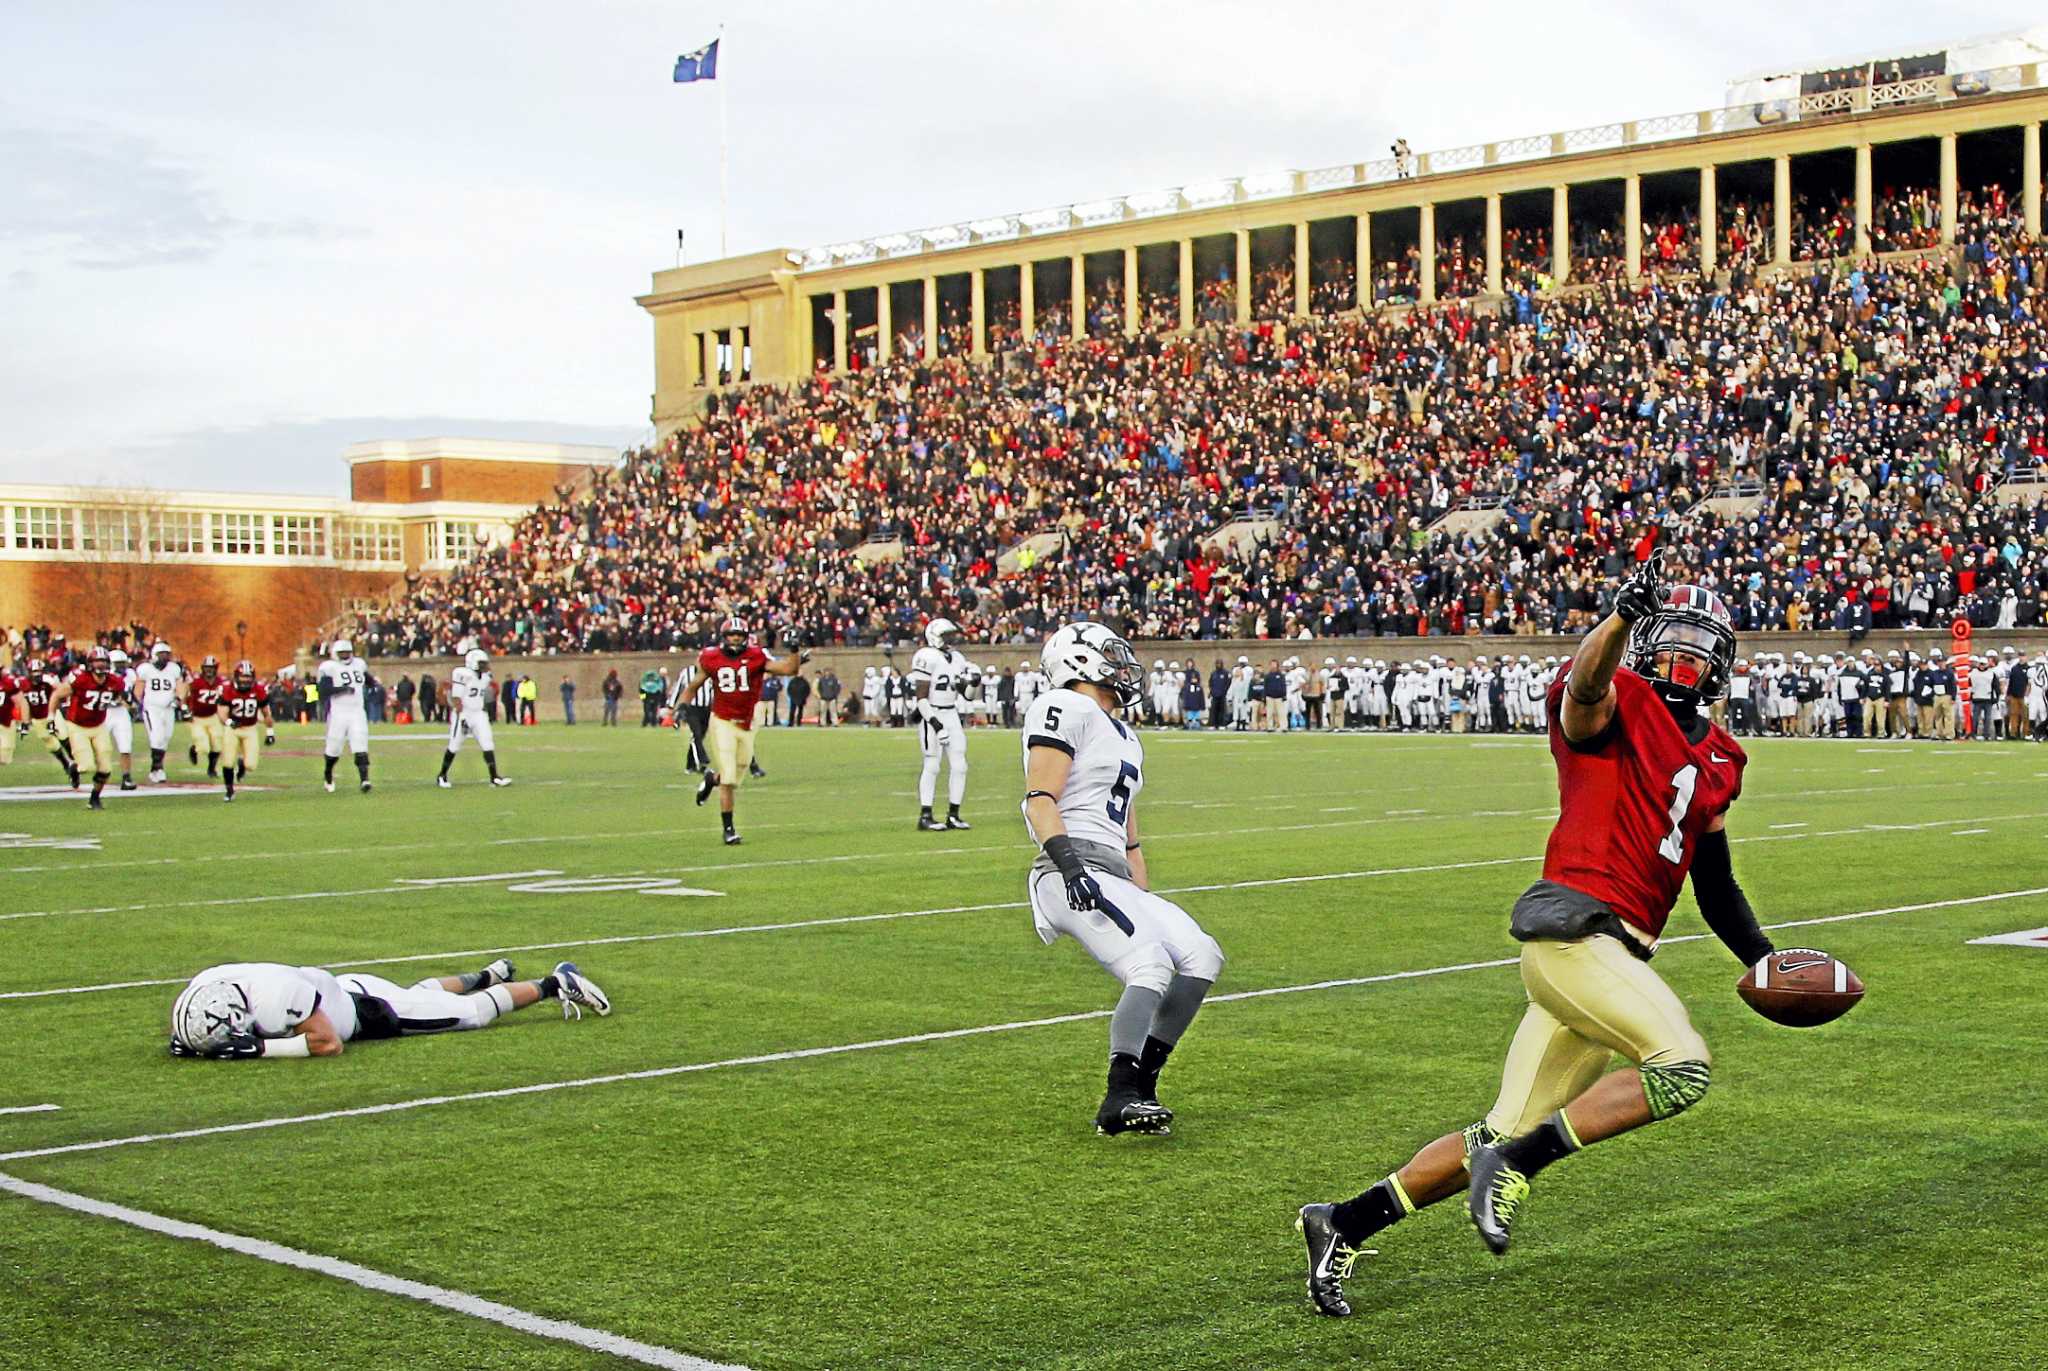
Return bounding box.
[1727,27,2048,84]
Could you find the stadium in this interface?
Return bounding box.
[3,12,2047,1370]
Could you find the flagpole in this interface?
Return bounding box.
[718,22,729,259]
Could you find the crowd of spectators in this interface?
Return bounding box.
[333,182,2048,659]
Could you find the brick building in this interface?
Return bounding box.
[0,438,614,667]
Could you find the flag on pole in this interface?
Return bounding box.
[673,39,719,83]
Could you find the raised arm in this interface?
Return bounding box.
[1560,558,1663,743]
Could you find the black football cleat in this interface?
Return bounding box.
[916,815,943,831]
[1467,1142,1530,1257]
[695,771,715,806]
[86,795,103,811]
[119,777,137,791]
[944,814,972,830]
[748,762,766,779]
[1297,1204,1360,1317]
[187,745,198,765]
[1095,1091,1173,1137]
[722,830,743,846]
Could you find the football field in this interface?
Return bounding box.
[1,720,2043,1370]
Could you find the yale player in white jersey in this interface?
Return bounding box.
[911,617,978,830]
[103,647,139,790]
[317,638,373,793]
[134,641,183,782]
[1022,620,1224,1136]
[169,957,609,1060]
[437,649,511,787]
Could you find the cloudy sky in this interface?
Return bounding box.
[4,2,2037,494]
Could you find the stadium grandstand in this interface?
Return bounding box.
[325,40,2048,658]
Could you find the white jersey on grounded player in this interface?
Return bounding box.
[449,666,494,716]
[135,661,183,711]
[185,961,360,1042]
[318,657,369,715]
[910,646,977,709]
[1020,687,1142,852]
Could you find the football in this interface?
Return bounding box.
[1737,948,1865,1027]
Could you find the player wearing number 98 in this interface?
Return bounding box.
[1297,567,1778,1317]
[1022,621,1224,1139]
[911,617,977,831]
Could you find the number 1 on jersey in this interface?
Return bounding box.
[1657,763,1698,864]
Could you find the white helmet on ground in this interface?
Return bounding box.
[170,980,250,1055]
[924,618,961,650]
[1041,622,1143,707]
[465,649,489,673]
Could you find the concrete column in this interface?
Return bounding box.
[1938,132,1958,245]
[970,270,986,357]
[2027,123,2043,239]
[1623,173,1642,278]
[1293,221,1310,316]
[831,289,847,372]
[1699,164,1718,276]
[1069,253,1084,340]
[1773,154,1792,264]
[1552,186,1568,284]
[876,284,893,363]
[1124,245,1139,335]
[799,295,816,373]
[1854,143,1873,257]
[1178,238,1194,330]
[922,276,937,361]
[1484,193,1502,296]
[1020,262,1035,341]
[1419,203,1436,304]
[1355,212,1371,309]
[1234,229,1251,322]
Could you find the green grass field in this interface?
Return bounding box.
[1,719,2044,1370]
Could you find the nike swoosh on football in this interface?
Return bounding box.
[1775,958,1827,972]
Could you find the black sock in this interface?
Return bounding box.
[1499,1111,1580,1178]
[919,805,933,820]
[324,756,337,781]
[224,769,235,797]
[206,750,219,775]
[1138,1034,1173,1088]
[720,811,735,834]
[1331,1178,1411,1246]
[453,969,486,993]
[122,771,132,783]
[483,750,498,779]
[947,803,961,819]
[151,749,164,771]
[537,975,560,999]
[91,773,107,799]
[1106,1051,1145,1096]
[439,750,455,778]
[354,752,369,782]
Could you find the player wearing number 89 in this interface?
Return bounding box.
[669,616,806,844]
[911,617,978,831]
[1297,570,1784,1317]
[1022,621,1223,1138]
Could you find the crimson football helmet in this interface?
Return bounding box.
[719,616,750,653]
[1626,584,1737,706]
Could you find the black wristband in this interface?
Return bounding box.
[1041,833,1088,881]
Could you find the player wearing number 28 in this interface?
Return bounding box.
[1298,569,1783,1317]
[1021,621,1224,1139]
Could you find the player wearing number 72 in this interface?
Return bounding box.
[1298,573,1783,1317]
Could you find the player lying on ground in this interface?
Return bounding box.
[170,958,610,1059]
[1297,565,1782,1316]
[1023,620,1224,1137]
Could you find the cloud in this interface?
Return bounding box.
[0,122,360,271]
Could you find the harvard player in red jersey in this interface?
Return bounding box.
[217,661,276,802]
[0,665,22,768]
[1297,562,1784,1317]
[17,659,82,787]
[50,646,128,810]
[668,616,807,845]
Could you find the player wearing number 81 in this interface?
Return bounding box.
[669,616,806,845]
[1022,621,1223,1138]
[1297,570,1782,1317]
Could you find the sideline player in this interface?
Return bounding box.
[182,656,228,777]
[104,648,138,790]
[1022,620,1224,1137]
[911,616,979,831]
[169,958,609,1060]
[49,646,126,810]
[1297,565,1778,1317]
[17,659,81,787]
[0,664,21,767]
[318,638,373,793]
[217,660,276,802]
[669,616,805,845]
[135,641,184,782]
[438,648,511,788]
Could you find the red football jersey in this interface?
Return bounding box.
[188,676,224,717]
[698,645,771,726]
[0,672,19,721]
[64,670,125,728]
[1542,665,1746,940]
[19,672,58,720]
[220,681,269,726]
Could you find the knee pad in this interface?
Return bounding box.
[1641,1059,1711,1120]
[1117,943,1175,996]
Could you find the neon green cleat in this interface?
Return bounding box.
[1466,1143,1530,1256]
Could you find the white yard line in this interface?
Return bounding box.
[0,1172,742,1371]
[7,884,2044,1166]
[0,1104,59,1116]
[394,870,561,886]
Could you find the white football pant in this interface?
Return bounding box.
[918,706,967,807]
[1029,868,1224,995]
